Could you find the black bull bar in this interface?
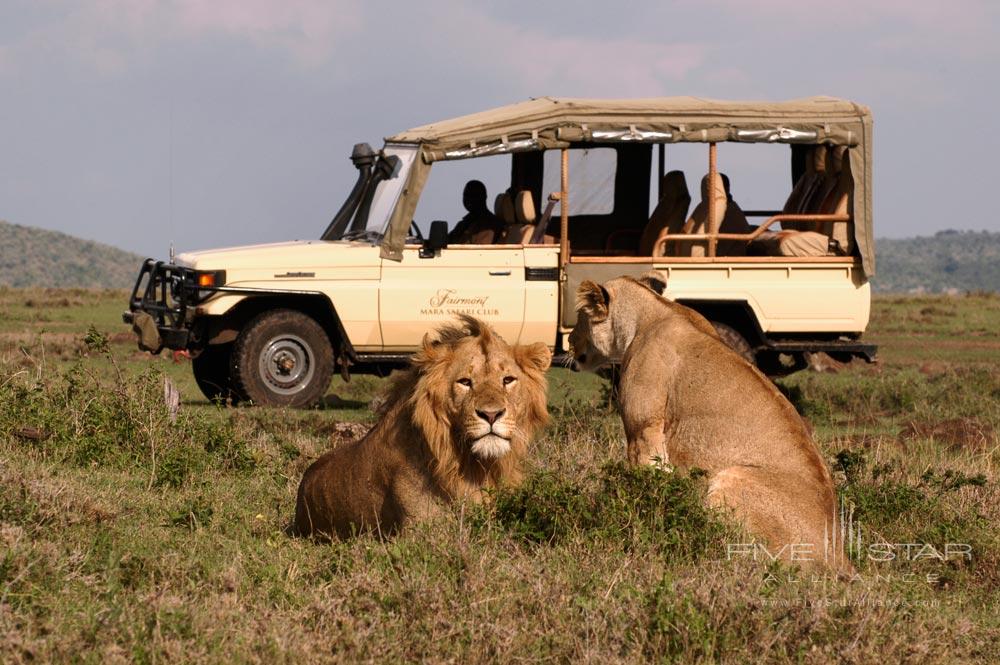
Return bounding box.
[123,259,321,352]
[122,259,202,351]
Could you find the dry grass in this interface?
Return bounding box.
[1,291,999,662]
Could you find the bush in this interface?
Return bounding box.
[480,463,735,560]
[0,329,249,487]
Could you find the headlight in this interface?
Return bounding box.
[186,270,226,303]
[194,270,226,288]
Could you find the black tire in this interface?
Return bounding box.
[192,343,239,405]
[231,309,334,408]
[710,321,755,365]
[757,350,808,378]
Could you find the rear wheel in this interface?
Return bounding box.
[192,343,238,405]
[710,321,755,365]
[231,309,334,408]
[757,350,808,377]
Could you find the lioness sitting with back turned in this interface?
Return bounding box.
[293,315,551,539]
[570,273,852,572]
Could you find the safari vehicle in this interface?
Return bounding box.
[125,96,877,407]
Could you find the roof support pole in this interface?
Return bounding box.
[560,148,569,266]
[657,143,665,200]
[707,142,718,258]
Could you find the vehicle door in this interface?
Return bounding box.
[379,246,526,351]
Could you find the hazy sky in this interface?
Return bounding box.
[1,0,998,258]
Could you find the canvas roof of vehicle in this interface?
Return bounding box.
[380,96,874,276]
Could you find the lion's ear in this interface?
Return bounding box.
[576,280,610,320]
[637,270,667,296]
[413,332,446,367]
[515,342,552,374]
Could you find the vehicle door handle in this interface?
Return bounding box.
[488,270,511,276]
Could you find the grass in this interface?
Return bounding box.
[1,289,999,662]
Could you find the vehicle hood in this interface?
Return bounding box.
[174,239,378,271]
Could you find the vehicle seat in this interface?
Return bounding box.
[716,173,752,256]
[800,145,838,222]
[491,192,515,243]
[817,146,854,255]
[781,145,826,230]
[643,171,690,257]
[764,146,852,257]
[503,191,537,244]
[494,192,515,224]
[674,172,726,257]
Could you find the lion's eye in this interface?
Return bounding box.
[503,376,517,386]
[457,378,472,388]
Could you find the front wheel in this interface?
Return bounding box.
[192,343,240,405]
[231,309,334,408]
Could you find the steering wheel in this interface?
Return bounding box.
[409,221,424,241]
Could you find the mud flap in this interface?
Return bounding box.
[337,351,352,382]
[132,311,164,354]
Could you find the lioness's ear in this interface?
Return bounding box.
[515,342,552,374]
[638,270,667,296]
[575,280,610,320]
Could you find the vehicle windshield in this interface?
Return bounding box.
[339,143,418,242]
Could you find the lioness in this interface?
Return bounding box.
[293,315,551,539]
[570,274,851,572]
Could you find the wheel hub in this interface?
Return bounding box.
[259,334,315,396]
[276,353,296,374]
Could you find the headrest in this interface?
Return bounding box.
[494,193,515,224]
[660,170,689,201]
[812,144,828,173]
[699,172,726,202]
[514,190,536,225]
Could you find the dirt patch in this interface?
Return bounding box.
[0,332,86,360]
[108,332,135,345]
[313,420,370,441]
[918,361,952,376]
[918,305,957,317]
[898,418,996,452]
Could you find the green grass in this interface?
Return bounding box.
[1,290,999,662]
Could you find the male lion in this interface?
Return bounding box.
[293,315,551,539]
[570,274,852,572]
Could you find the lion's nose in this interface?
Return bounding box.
[476,408,505,425]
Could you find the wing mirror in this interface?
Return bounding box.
[420,220,449,258]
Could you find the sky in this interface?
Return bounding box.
[1,0,998,258]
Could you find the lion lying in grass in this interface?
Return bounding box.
[293,315,551,539]
[570,273,852,572]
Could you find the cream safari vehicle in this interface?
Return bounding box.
[125,96,877,407]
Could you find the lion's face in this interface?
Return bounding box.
[568,309,615,372]
[411,316,551,466]
[571,274,669,372]
[445,336,545,459]
[570,281,621,371]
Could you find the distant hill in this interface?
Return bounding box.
[874,230,1000,293]
[0,220,144,289]
[2,219,998,293]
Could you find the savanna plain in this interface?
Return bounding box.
[1,288,998,663]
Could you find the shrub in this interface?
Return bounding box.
[482,463,735,560]
[0,329,249,487]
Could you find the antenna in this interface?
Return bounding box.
[169,101,175,261]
